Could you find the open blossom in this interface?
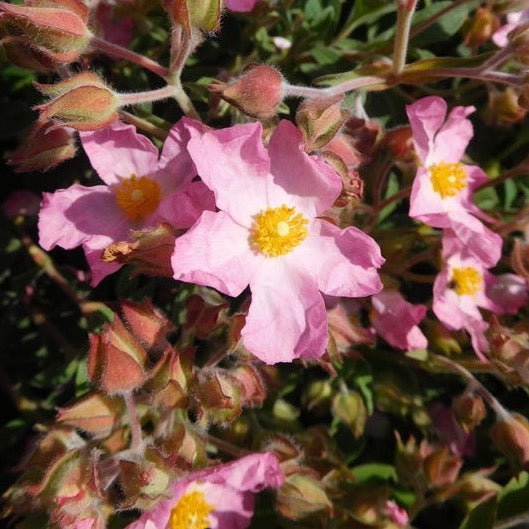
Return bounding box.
[39,119,214,285]
[371,289,427,351]
[407,96,502,267]
[125,453,284,529]
[433,231,503,360]
[171,120,384,364]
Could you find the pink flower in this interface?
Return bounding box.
[95,1,134,47]
[430,403,475,457]
[38,119,214,285]
[225,0,258,12]
[407,96,502,267]
[125,453,284,529]
[371,289,427,351]
[433,231,502,360]
[385,500,408,528]
[171,120,384,364]
[493,9,529,47]
[487,273,528,314]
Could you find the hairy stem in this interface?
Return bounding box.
[393,0,418,75]
[118,85,177,106]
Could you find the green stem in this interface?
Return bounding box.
[118,110,169,140]
[118,85,176,106]
[393,0,418,75]
[282,76,386,99]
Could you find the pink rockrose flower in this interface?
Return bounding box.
[433,231,503,360]
[407,96,502,267]
[225,0,258,12]
[95,1,134,47]
[371,289,428,351]
[125,452,284,529]
[171,120,384,364]
[38,119,215,285]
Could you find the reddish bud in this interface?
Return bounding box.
[102,223,176,277]
[484,87,527,126]
[163,0,221,35]
[492,412,529,468]
[35,72,119,131]
[0,0,90,65]
[231,364,266,407]
[120,300,173,352]
[464,6,500,48]
[453,393,487,432]
[57,393,124,437]
[185,294,228,338]
[7,117,76,172]
[209,65,283,119]
[424,447,463,488]
[87,315,149,394]
[384,126,414,163]
[296,94,347,151]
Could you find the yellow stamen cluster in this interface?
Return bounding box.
[168,490,213,529]
[114,174,161,221]
[429,162,467,198]
[451,266,482,296]
[250,204,309,257]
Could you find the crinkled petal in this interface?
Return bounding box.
[242,260,327,363]
[80,122,159,186]
[171,210,261,297]
[39,185,129,250]
[268,120,342,216]
[186,122,271,226]
[294,220,383,297]
[157,180,216,230]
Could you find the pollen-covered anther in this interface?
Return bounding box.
[250,204,309,257]
[451,266,482,296]
[429,161,467,198]
[114,174,161,221]
[169,490,214,529]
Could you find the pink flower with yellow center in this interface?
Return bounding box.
[171,120,384,364]
[407,96,502,267]
[38,119,215,285]
[433,231,503,360]
[124,452,284,529]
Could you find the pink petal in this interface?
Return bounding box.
[295,220,383,298]
[186,122,271,226]
[487,273,528,314]
[155,117,205,194]
[225,0,258,12]
[409,167,451,226]
[83,243,122,286]
[406,96,449,164]
[242,260,328,363]
[80,122,159,186]
[171,210,261,297]
[38,185,129,251]
[157,180,216,230]
[268,120,342,216]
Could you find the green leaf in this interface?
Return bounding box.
[497,471,529,520]
[459,496,497,529]
[351,463,397,483]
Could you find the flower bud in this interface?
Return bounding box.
[384,126,414,163]
[491,412,529,468]
[208,65,283,119]
[185,293,228,338]
[7,117,76,172]
[423,447,463,488]
[509,22,529,64]
[276,473,333,520]
[484,87,526,126]
[296,94,347,151]
[35,72,119,130]
[464,6,500,48]
[332,390,367,438]
[87,314,149,394]
[0,0,90,66]
[453,393,487,431]
[163,0,221,35]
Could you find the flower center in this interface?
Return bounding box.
[429,162,467,198]
[250,204,309,257]
[114,174,161,221]
[168,490,213,529]
[451,266,482,296]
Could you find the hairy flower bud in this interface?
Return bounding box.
[453,393,487,432]
[35,72,119,130]
[484,87,526,126]
[7,117,76,172]
[209,65,283,119]
[491,412,529,468]
[0,0,90,67]
[464,6,500,48]
[163,0,221,35]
